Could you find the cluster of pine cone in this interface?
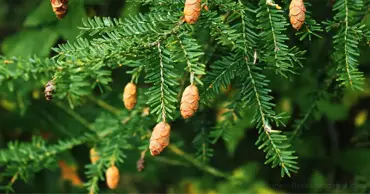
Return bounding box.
[45,2,308,190]
[123,83,200,156]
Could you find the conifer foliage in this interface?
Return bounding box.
[0,0,369,193]
[325,0,370,90]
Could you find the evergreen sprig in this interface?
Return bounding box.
[257,1,302,78]
[0,133,94,192]
[145,43,179,122]
[294,1,323,41]
[0,56,57,90]
[48,13,183,103]
[240,58,298,177]
[237,0,298,177]
[79,13,179,37]
[202,10,241,48]
[1,0,370,192]
[85,114,130,194]
[201,54,241,101]
[328,0,369,90]
[174,33,206,85]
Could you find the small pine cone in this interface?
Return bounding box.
[289,0,306,30]
[137,158,145,172]
[123,83,137,110]
[183,0,201,24]
[142,107,150,116]
[180,85,200,119]
[44,81,56,101]
[149,122,171,156]
[89,148,99,164]
[106,165,120,189]
[50,0,68,19]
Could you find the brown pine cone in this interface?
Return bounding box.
[123,82,137,110]
[183,0,201,24]
[89,148,99,164]
[44,80,56,101]
[289,0,306,30]
[137,158,145,172]
[149,122,170,156]
[180,85,200,119]
[50,0,68,19]
[106,165,120,189]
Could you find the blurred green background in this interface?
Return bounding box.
[0,0,370,193]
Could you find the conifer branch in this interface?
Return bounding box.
[266,6,280,68]
[344,0,352,86]
[289,101,316,140]
[176,34,206,85]
[238,0,254,56]
[79,13,179,37]
[0,56,59,87]
[329,0,368,90]
[84,114,132,193]
[236,0,298,177]
[202,10,240,48]
[3,0,369,190]
[257,0,303,77]
[201,1,249,102]
[85,161,103,194]
[243,60,267,126]
[0,135,93,164]
[146,42,179,122]
[143,20,184,49]
[201,55,240,101]
[2,172,18,193]
[158,42,167,122]
[295,2,323,41]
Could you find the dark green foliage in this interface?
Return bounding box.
[146,44,179,122]
[325,0,370,90]
[257,1,296,77]
[0,0,370,193]
[174,33,206,85]
[202,54,241,101]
